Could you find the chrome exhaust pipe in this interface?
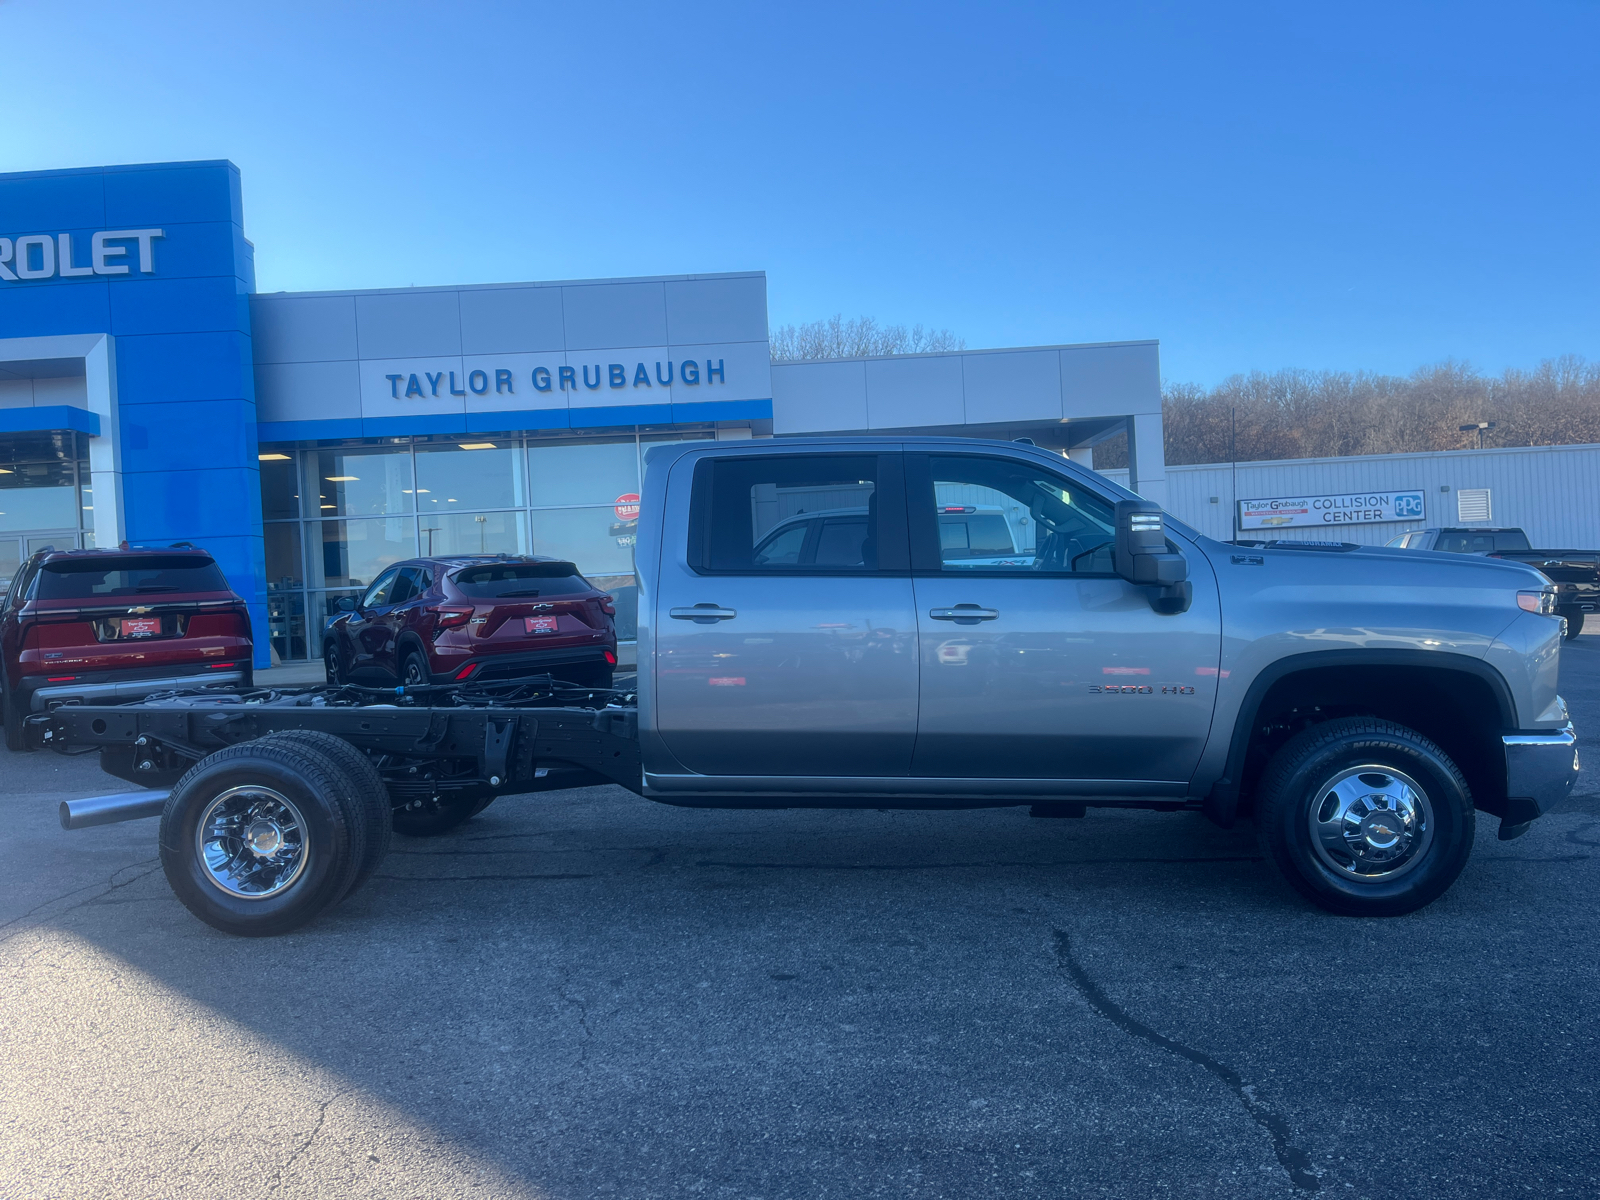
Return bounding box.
[60,790,171,831]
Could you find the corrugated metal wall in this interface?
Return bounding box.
[1097,442,1600,548]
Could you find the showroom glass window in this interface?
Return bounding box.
[256,431,717,660]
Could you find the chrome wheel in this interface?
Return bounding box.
[195,785,310,899]
[1309,765,1434,882]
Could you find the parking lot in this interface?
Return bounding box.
[1,639,1597,1200]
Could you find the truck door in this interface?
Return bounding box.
[906,452,1221,784]
[653,450,918,777]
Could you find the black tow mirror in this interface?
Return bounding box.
[1114,499,1192,614]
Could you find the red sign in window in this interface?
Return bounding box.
[121,617,160,637]
[525,616,558,634]
[614,493,641,522]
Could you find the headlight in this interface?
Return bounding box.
[1517,586,1558,615]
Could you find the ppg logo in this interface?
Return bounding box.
[1394,493,1425,518]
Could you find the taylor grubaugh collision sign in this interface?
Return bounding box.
[1238,489,1426,530]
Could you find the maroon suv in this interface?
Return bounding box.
[1,547,254,751]
[322,555,618,690]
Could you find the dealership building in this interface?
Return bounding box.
[0,159,1169,666]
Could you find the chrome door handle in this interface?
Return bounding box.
[670,604,738,623]
[929,605,999,623]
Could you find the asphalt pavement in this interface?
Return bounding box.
[3,638,1599,1199]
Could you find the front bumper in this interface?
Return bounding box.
[1502,720,1579,823]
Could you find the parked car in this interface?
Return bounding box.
[1384,527,1599,637]
[1488,550,1600,638]
[1384,527,1532,553]
[1,546,252,751]
[322,554,617,689]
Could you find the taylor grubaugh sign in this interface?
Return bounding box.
[1238,490,1425,530]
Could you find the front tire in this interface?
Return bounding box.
[159,739,371,936]
[1256,717,1475,917]
[1564,612,1584,639]
[324,640,346,686]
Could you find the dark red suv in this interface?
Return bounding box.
[322,555,618,690]
[1,547,254,751]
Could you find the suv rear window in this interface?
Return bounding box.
[452,561,593,598]
[35,555,231,599]
[1436,530,1531,553]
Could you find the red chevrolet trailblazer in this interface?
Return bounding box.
[1,546,253,751]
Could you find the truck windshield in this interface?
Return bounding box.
[452,562,592,598]
[35,556,230,599]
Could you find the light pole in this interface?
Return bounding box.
[1458,421,1496,450]
[475,514,487,553]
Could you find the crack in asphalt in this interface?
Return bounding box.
[0,858,162,948]
[1051,928,1321,1192]
[272,1090,347,1192]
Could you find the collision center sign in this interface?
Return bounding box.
[1238,489,1425,530]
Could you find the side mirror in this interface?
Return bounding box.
[335,595,357,613]
[1114,500,1192,614]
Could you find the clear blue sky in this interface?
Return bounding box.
[3,1,1595,385]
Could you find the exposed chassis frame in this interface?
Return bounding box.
[35,686,643,803]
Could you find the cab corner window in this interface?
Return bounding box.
[696,454,883,573]
[925,455,1116,574]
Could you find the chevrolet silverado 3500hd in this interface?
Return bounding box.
[37,437,1578,933]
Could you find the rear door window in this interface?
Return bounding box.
[452,561,593,599]
[35,556,231,600]
[689,453,907,574]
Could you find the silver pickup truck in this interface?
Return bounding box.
[38,436,1580,934]
[636,436,1578,917]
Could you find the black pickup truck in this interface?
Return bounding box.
[1385,528,1599,638]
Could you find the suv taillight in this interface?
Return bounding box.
[599,595,616,616]
[429,604,475,629]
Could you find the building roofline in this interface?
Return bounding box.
[770,339,1159,364]
[0,159,239,182]
[252,270,768,301]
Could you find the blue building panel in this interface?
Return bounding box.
[0,280,110,338]
[119,400,257,472]
[122,464,264,542]
[103,161,244,229]
[0,406,100,436]
[0,169,107,230]
[114,331,255,406]
[108,275,251,337]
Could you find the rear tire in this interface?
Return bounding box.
[1256,717,1475,917]
[159,739,370,936]
[2,683,27,753]
[252,730,393,901]
[400,648,431,688]
[1564,612,1584,639]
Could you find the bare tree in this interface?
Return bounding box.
[770,314,966,360]
[1093,357,1600,468]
